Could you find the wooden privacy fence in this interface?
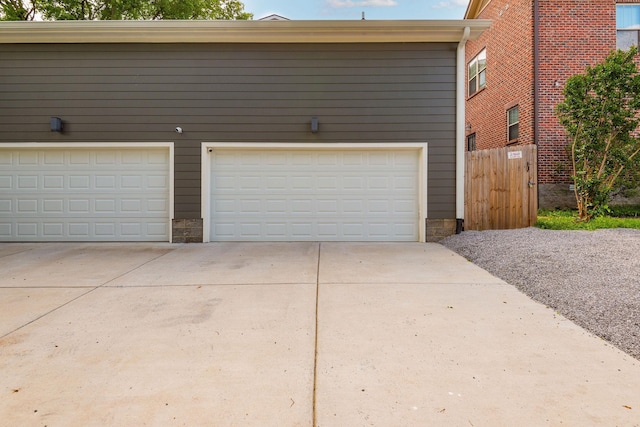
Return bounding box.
[465,145,538,230]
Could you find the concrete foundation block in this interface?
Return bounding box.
[426,219,457,242]
[540,184,640,209]
[172,218,204,243]
[539,183,576,209]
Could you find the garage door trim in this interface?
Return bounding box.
[201,142,428,242]
[1,142,174,242]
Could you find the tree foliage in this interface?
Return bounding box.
[1,0,252,20]
[0,0,37,20]
[556,47,640,221]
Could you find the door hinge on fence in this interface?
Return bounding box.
[528,181,536,188]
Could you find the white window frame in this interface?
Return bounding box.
[468,48,486,96]
[466,133,476,152]
[617,4,640,50]
[507,105,519,143]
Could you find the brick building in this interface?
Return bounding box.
[465,0,638,208]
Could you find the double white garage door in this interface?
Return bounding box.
[205,145,426,242]
[0,145,171,242]
[1,144,424,242]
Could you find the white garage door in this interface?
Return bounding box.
[0,147,170,242]
[209,149,420,241]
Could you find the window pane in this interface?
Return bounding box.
[508,106,519,124]
[509,123,519,141]
[617,30,638,50]
[478,57,486,72]
[478,49,487,71]
[467,133,476,151]
[617,5,640,29]
[468,49,487,96]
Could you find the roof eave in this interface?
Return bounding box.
[0,20,492,44]
[464,0,485,19]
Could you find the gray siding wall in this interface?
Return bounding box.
[0,42,457,219]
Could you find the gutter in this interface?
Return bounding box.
[456,26,471,234]
[0,19,491,44]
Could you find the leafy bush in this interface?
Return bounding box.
[608,204,640,217]
[556,47,640,221]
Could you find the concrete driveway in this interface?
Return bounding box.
[1,242,639,426]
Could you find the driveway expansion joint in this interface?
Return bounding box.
[312,242,321,427]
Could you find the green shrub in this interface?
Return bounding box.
[608,204,640,217]
[556,47,640,221]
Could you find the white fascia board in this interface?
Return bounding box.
[0,20,491,44]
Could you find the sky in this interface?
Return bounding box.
[241,0,470,21]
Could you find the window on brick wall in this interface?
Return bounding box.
[467,133,476,151]
[507,106,519,143]
[468,48,486,96]
[617,4,640,50]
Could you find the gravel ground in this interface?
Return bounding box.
[441,227,640,360]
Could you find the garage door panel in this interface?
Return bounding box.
[3,218,169,241]
[317,222,338,237]
[69,175,90,189]
[213,220,417,241]
[210,149,420,242]
[18,175,37,189]
[18,151,38,165]
[95,199,116,213]
[266,199,287,213]
[0,147,170,242]
[2,196,167,217]
[146,222,169,237]
[147,199,169,213]
[44,175,64,189]
[0,224,10,235]
[0,176,11,188]
[122,175,142,188]
[147,175,169,189]
[394,175,418,190]
[43,222,64,236]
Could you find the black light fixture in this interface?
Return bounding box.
[311,117,319,133]
[50,117,63,132]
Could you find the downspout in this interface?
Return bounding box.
[533,0,540,207]
[456,26,471,234]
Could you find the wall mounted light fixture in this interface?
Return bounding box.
[311,117,319,133]
[50,117,63,132]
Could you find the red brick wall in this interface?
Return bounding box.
[537,0,616,184]
[465,0,534,151]
[467,0,620,186]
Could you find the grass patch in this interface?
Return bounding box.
[536,208,640,230]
